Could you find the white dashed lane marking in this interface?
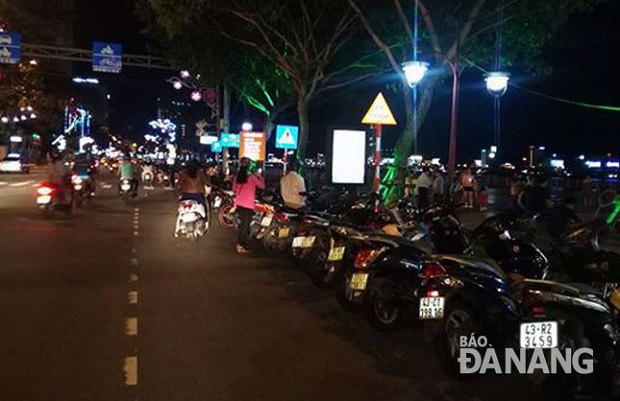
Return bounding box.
[125,318,138,336]
[129,273,139,283]
[123,356,138,386]
[128,291,138,305]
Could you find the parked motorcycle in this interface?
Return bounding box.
[419,255,618,400]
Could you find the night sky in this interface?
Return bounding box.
[74,0,620,162]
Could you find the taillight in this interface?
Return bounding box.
[522,290,546,314]
[37,185,54,196]
[426,290,440,298]
[422,261,446,279]
[354,248,383,269]
[276,213,288,223]
[182,202,193,209]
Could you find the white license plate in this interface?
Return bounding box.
[349,273,369,291]
[261,214,273,227]
[419,297,445,320]
[328,246,345,261]
[181,213,197,223]
[37,196,51,204]
[520,321,558,349]
[213,197,222,208]
[292,236,316,248]
[121,184,131,191]
[278,227,290,238]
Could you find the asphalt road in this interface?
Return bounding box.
[0,171,559,401]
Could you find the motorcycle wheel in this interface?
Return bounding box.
[334,268,364,313]
[364,278,402,332]
[305,236,334,289]
[218,203,236,228]
[263,225,285,254]
[437,301,479,375]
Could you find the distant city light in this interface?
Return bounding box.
[29,59,38,66]
[180,70,190,79]
[20,115,27,121]
[173,81,183,90]
[606,161,620,168]
[241,122,253,131]
[1,116,8,123]
[30,113,36,119]
[538,146,545,151]
[72,77,100,84]
[490,145,498,153]
[488,152,496,159]
[190,91,202,101]
[10,136,22,143]
[586,161,602,168]
[578,155,585,160]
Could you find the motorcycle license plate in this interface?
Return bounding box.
[327,246,345,261]
[37,196,51,204]
[349,273,369,291]
[278,227,290,238]
[419,297,445,319]
[213,197,222,208]
[261,214,273,227]
[520,321,558,349]
[181,213,197,223]
[292,236,315,248]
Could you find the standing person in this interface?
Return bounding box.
[417,168,432,209]
[478,186,489,211]
[233,158,265,254]
[280,159,307,210]
[431,170,446,205]
[460,167,476,208]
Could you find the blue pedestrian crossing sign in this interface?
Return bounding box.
[275,125,299,150]
[92,42,122,73]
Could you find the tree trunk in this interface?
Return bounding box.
[264,116,275,142]
[393,74,439,167]
[296,96,310,159]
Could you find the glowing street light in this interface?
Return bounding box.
[30,113,37,119]
[172,80,183,90]
[180,70,190,79]
[1,116,8,123]
[241,122,253,132]
[402,61,428,88]
[485,71,510,96]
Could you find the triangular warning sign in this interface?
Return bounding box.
[361,92,397,125]
[279,129,296,145]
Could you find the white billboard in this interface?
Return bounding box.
[332,129,366,184]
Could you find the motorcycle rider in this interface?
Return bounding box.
[46,153,71,204]
[280,158,307,210]
[72,155,96,196]
[175,159,209,236]
[141,161,155,188]
[117,156,138,192]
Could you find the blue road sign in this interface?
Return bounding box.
[275,125,299,150]
[211,141,223,153]
[220,133,240,148]
[92,42,122,73]
[0,32,21,64]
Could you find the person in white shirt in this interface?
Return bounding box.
[417,168,432,209]
[280,159,307,210]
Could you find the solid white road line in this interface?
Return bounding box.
[123,356,138,386]
[8,180,34,187]
[128,291,138,305]
[125,318,138,336]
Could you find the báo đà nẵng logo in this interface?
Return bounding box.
[458,335,594,375]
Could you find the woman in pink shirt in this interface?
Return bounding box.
[233,158,265,254]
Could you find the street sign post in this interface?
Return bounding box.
[220,133,240,148]
[92,42,122,73]
[211,141,222,153]
[361,92,397,211]
[275,125,299,173]
[239,132,266,161]
[0,32,21,64]
[275,125,299,150]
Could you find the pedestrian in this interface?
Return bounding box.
[233,157,265,254]
[280,158,307,210]
[431,170,446,205]
[417,168,432,209]
[478,185,489,211]
[460,167,476,208]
